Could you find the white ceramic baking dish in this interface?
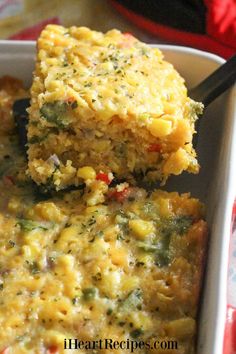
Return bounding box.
[0,40,235,354]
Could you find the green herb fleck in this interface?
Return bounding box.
[140,47,149,58]
[8,240,15,248]
[130,328,144,338]
[71,101,78,109]
[188,100,204,122]
[16,335,26,342]
[143,202,155,215]
[118,321,126,327]
[120,288,143,312]
[88,217,96,226]
[82,287,97,301]
[162,215,193,237]
[155,250,170,267]
[48,256,56,265]
[40,101,70,128]
[92,272,102,281]
[28,261,40,275]
[72,296,79,305]
[97,231,104,238]
[28,135,47,145]
[117,233,125,241]
[17,219,52,232]
[137,241,160,252]
[107,308,113,315]
[149,215,193,268]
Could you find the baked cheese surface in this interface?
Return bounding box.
[35,26,191,121]
[0,77,207,354]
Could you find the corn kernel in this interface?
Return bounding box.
[129,311,152,331]
[84,180,108,206]
[121,275,140,293]
[60,226,78,241]
[35,202,65,223]
[148,118,172,138]
[158,198,172,217]
[57,254,74,270]
[173,119,192,146]
[77,166,96,180]
[56,226,78,250]
[109,247,128,268]
[163,148,190,176]
[43,329,66,348]
[100,270,121,298]
[5,315,23,328]
[21,245,32,258]
[7,197,21,213]
[85,205,108,216]
[129,219,155,240]
[136,254,153,266]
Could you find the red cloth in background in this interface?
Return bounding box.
[9,17,60,40]
[111,0,236,58]
[206,0,236,50]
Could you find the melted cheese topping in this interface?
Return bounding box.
[35,25,189,122]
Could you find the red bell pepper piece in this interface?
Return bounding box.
[96,172,111,185]
[108,187,131,202]
[46,345,59,354]
[147,143,161,152]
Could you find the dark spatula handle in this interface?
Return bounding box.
[189,54,236,107]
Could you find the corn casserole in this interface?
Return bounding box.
[0,76,207,354]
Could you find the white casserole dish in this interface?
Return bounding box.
[0,40,235,354]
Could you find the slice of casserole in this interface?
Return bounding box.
[27,25,203,190]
